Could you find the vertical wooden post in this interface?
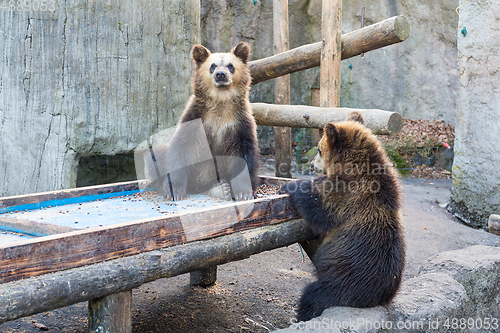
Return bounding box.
[300,91,323,262]
[300,0,343,265]
[190,266,217,287]
[273,0,292,178]
[311,88,321,143]
[88,291,132,333]
[320,0,342,109]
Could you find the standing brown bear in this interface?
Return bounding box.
[150,42,259,201]
[280,112,405,321]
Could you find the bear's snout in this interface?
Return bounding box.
[215,71,228,83]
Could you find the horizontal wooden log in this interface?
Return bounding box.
[251,103,403,135]
[0,219,314,323]
[249,15,410,85]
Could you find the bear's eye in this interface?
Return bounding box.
[227,63,235,73]
[210,63,217,74]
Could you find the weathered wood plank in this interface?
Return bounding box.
[0,194,299,284]
[251,103,403,135]
[0,219,315,323]
[249,15,410,85]
[0,180,145,212]
[88,291,132,333]
[0,216,77,237]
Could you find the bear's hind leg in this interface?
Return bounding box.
[297,279,340,322]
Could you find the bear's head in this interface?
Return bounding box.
[311,112,373,176]
[191,42,251,100]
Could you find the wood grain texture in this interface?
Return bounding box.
[0,219,315,323]
[320,0,342,108]
[251,103,403,135]
[249,15,410,85]
[273,0,292,178]
[0,181,144,211]
[88,291,132,333]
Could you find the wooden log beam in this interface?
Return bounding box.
[249,15,410,85]
[0,219,315,323]
[251,102,403,135]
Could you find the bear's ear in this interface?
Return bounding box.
[232,42,250,64]
[192,45,210,65]
[346,111,365,125]
[324,123,339,146]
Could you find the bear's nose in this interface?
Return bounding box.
[215,71,227,82]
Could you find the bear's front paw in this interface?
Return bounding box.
[164,191,187,201]
[233,191,255,201]
[208,182,232,201]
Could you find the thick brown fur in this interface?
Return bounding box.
[280,112,405,321]
[151,42,259,200]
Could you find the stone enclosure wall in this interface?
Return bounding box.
[0,0,199,197]
[449,0,500,228]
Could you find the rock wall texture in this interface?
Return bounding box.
[450,0,500,229]
[200,0,459,125]
[275,246,500,333]
[0,0,200,196]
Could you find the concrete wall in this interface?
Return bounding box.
[450,0,500,229]
[0,0,200,196]
[200,0,459,125]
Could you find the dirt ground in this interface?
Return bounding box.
[1,178,499,333]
